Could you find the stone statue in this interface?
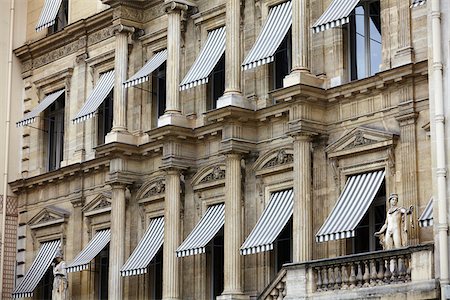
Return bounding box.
[374,193,414,250]
[52,249,68,300]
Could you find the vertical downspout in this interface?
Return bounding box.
[0,0,15,297]
[431,0,449,295]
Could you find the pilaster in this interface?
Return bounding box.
[72,53,88,163]
[392,0,414,67]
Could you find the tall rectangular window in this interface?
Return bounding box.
[148,248,163,300]
[274,218,292,272]
[44,94,65,171]
[207,55,225,110]
[35,266,53,299]
[97,90,113,145]
[210,229,224,299]
[152,62,166,118]
[48,0,69,34]
[270,29,292,90]
[348,0,381,80]
[95,245,109,300]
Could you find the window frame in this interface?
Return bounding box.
[269,28,292,91]
[44,93,65,172]
[48,0,69,34]
[97,90,114,146]
[152,62,167,120]
[207,54,226,111]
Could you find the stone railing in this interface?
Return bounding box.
[258,268,287,300]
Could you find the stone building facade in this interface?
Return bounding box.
[8,0,445,299]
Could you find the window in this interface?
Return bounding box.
[207,55,225,110]
[97,90,113,145]
[273,218,292,272]
[349,181,386,254]
[207,228,224,299]
[44,93,65,171]
[270,29,292,90]
[48,0,68,34]
[148,248,163,300]
[95,245,109,300]
[35,266,53,299]
[348,0,381,80]
[152,62,166,118]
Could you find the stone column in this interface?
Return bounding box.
[218,154,248,300]
[108,183,126,300]
[292,134,313,262]
[393,0,414,67]
[163,169,182,300]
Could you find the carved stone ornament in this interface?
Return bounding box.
[143,180,166,198]
[28,206,69,229]
[263,150,294,169]
[82,192,112,217]
[343,130,376,150]
[200,166,225,183]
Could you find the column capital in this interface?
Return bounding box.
[112,24,135,35]
[289,131,314,142]
[164,0,196,14]
[395,112,418,126]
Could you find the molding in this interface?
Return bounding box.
[136,177,166,203]
[192,163,226,191]
[82,192,112,217]
[28,206,70,230]
[252,147,294,176]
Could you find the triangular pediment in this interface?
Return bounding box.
[326,127,398,158]
[82,192,112,217]
[28,206,69,229]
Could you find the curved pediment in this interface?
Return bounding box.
[135,177,166,202]
[191,163,226,190]
[28,206,70,230]
[326,127,398,158]
[82,192,112,217]
[252,147,294,176]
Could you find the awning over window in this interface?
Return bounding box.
[121,217,164,276]
[176,204,224,257]
[179,26,226,90]
[240,189,293,255]
[12,240,61,298]
[411,0,426,7]
[241,1,292,70]
[419,197,433,227]
[312,0,359,33]
[124,50,168,88]
[66,229,110,272]
[72,70,115,123]
[16,89,65,127]
[35,0,63,31]
[316,170,385,242]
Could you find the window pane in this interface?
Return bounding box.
[355,5,366,80]
[369,2,381,76]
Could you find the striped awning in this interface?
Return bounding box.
[242,1,292,70]
[240,189,293,255]
[121,217,164,276]
[36,0,63,31]
[316,170,385,242]
[312,0,360,33]
[124,49,167,88]
[16,89,65,127]
[72,70,115,123]
[419,197,433,227]
[179,26,226,90]
[411,0,426,7]
[176,204,224,257]
[12,240,61,298]
[66,229,110,272]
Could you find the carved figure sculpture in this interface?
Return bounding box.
[374,193,414,250]
[52,249,68,300]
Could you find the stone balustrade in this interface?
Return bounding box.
[258,269,287,300]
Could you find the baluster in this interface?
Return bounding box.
[316,267,323,291]
[370,259,377,286]
[322,267,329,291]
[269,288,278,300]
[356,262,363,287]
[335,266,342,289]
[406,255,412,282]
[276,282,284,300]
[341,264,349,290]
[328,267,335,290]
[390,258,398,283]
[377,258,385,284]
[363,260,370,287]
[349,263,356,289]
[384,259,391,283]
[398,255,406,282]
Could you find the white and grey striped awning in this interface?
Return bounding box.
[72,70,115,123]
[242,1,292,70]
[12,240,61,298]
[312,0,360,33]
[316,170,385,242]
[240,189,293,255]
[124,50,167,88]
[176,204,224,257]
[66,229,110,272]
[35,0,63,31]
[121,217,164,276]
[16,89,65,127]
[419,197,433,227]
[411,0,426,7]
[179,26,226,90]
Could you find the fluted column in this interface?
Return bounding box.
[163,169,182,300]
[224,0,241,95]
[109,183,127,300]
[112,25,133,132]
[293,134,313,262]
[292,0,309,73]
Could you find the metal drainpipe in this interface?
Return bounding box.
[0,0,15,297]
[431,0,449,296]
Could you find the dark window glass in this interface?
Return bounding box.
[349,1,381,80]
[45,94,65,171]
[152,62,166,118]
[271,29,292,90]
[211,229,224,299]
[95,244,109,300]
[274,218,293,272]
[48,0,68,34]
[208,55,225,110]
[97,90,113,145]
[148,247,163,300]
[35,266,53,300]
